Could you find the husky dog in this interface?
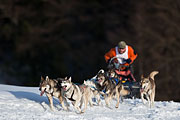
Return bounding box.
[97,70,130,108]
[140,71,159,107]
[83,69,105,106]
[107,68,118,78]
[83,80,102,106]
[61,77,93,113]
[39,76,69,111]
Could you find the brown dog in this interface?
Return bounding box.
[140,71,159,107]
[39,76,69,111]
[96,70,130,108]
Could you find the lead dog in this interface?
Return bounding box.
[39,76,69,111]
[61,77,93,113]
[140,71,159,107]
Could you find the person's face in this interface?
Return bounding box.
[118,48,126,54]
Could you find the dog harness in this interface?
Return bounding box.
[79,85,86,93]
[109,77,119,85]
[67,90,75,101]
[65,85,76,101]
[88,78,98,90]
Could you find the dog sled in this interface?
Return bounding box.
[106,56,140,98]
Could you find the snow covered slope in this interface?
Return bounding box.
[0,84,180,120]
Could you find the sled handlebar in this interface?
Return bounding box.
[108,56,129,69]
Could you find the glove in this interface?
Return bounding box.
[125,58,132,64]
[113,59,118,63]
[107,59,110,64]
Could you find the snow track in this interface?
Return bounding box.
[0,84,180,120]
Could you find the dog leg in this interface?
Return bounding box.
[146,94,151,107]
[46,94,54,111]
[105,93,113,108]
[120,96,124,103]
[64,97,70,107]
[59,96,68,111]
[79,98,83,108]
[150,91,155,108]
[141,93,146,105]
[115,87,120,108]
[82,95,88,113]
[105,94,110,107]
[96,93,102,106]
[74,98,82,113]
[74,103,82,113]
[88,94,93,107]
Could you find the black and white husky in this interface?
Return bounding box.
[39,76,69,111]
[61,77,93,113]
[83,69,105,106]
[96,70,130,108]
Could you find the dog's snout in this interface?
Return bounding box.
[39,88,41,91]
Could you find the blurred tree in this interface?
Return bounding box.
[0,0,179,101]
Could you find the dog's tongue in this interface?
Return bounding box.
[98,79,102,82]
[40,90,45,96]
[63,86,66,91]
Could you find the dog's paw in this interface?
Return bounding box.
[100,103,103,107]
[66,108,71,112]
[105,105,112,109]
[50,108,55,112]
[80,111,85,114]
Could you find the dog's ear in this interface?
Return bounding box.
[41,76,45,81]
[46,76,49,81]
[54,79,58,83]
[65,76,67,80]
[68,76,72,82]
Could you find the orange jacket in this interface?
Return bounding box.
[104,45,137,67]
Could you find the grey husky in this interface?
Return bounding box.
[140,71,159,107]
[83,69,105,106]
[39,76,69,111]
[97,70,130,108]
[61,77,93,113]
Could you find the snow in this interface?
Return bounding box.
[0,84,180,120]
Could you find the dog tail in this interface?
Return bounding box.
[149,71,159,80]
[98,69,104,74]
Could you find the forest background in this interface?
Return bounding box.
[0,0,180,101]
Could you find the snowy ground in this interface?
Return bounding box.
[0,84,180,120]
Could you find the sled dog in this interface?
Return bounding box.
[83,79,102,106]
[39,76,68,111]
[97,70,130,108]
[83,69,105,106]
[61,77,93,113]
[140,71,159,107]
